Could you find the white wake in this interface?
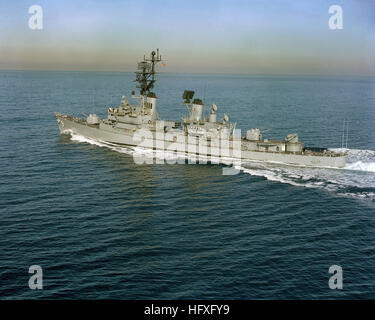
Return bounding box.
[238,149,375,200]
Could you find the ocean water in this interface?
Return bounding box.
[0,70,375,299]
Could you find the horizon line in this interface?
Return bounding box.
[0,68,374,79]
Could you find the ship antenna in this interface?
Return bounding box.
[91,89,95,114]
[341,119,345,148]
[345,119,349,149]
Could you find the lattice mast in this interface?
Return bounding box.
[134,49,162,96]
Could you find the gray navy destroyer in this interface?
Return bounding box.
[55,50,347,168]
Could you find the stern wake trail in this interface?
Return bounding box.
[339,149,375,173]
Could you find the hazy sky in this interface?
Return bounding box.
[0,0,374,75]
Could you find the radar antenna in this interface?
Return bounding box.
[134,49,162,96]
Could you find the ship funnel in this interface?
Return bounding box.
[145,92,157,119]
[188,98,204,122]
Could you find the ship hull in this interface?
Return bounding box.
[55,114,347,168]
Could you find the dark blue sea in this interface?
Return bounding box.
[1,71,375,299]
